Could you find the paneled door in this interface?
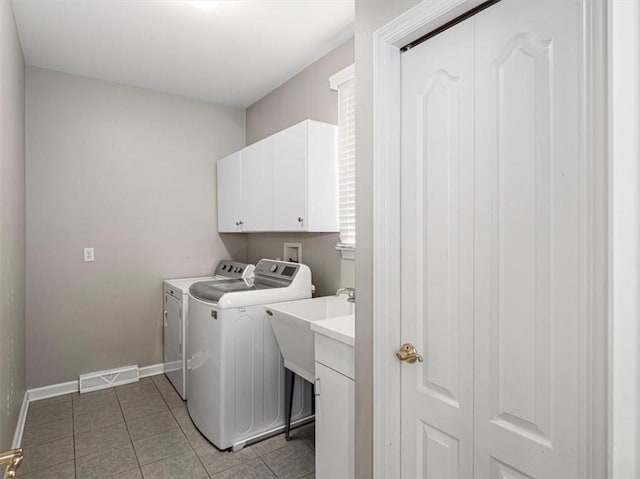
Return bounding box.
[473,0,582,477]
[400,16,475,479]
[399,1,584,477]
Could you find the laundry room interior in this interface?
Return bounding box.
[2,0,361,477]
[1,0,639,478]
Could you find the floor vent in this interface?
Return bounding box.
[79,365,139,394]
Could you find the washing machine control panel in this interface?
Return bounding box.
[214,261,255,279]
[254,260,300,282]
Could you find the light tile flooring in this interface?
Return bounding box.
[17,375,315,479]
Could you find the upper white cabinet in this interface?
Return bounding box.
[241,137,274,232]
[273,122,307,230]
[217,120,338,233]
[217,151,242,232]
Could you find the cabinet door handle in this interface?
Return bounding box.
[314,378,320,397]
[298,217,304,223]
[163,311,168,328]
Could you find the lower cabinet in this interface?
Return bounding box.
[315,361,354,479]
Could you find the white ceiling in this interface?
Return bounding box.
[11,0,354,107]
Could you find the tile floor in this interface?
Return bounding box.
[17,375,315,479]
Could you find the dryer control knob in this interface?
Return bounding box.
[270,264,278,273]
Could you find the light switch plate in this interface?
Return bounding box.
[84,247,95,262]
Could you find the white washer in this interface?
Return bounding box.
[163,261,254,399]
[187,259,314,450]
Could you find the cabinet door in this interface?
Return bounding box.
[217,152,242,232]
[241,138,273,231]
[315,362,354,479]
[273,122,308,230]
[307,121,339,232]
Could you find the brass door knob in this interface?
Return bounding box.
[396,343,423,364]
[0,448,23,479]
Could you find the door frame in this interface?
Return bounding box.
[608,1,640,477]
[370,0,611,477]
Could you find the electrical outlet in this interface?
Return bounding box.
[84,247,95,262]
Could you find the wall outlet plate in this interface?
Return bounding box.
[84,247,95,262]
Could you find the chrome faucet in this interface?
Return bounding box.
[336,287,356,303]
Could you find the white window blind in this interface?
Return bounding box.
[330,65,356,254]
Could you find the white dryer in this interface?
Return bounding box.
[187,259,314,450]
[163,261,254,399]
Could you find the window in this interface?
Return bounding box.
[330,64,356,259]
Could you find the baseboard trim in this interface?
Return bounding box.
[27,380,79,402]
[11,392,29,449]
[27,362,166,402]
[139,363,165,378]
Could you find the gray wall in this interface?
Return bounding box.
[26,68,246,388]
[0,0,26,451]
[354,2,419,477]
[246,38,354,143]
[245,38,354,297]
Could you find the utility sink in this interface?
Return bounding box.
[266,295,355,383]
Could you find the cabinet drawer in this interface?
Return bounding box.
[315,334,354,380]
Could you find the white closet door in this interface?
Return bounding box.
[400,0,585,477]
[473,0,583,477]
[400,18,475,479]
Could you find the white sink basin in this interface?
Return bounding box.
[266,295,355,383]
